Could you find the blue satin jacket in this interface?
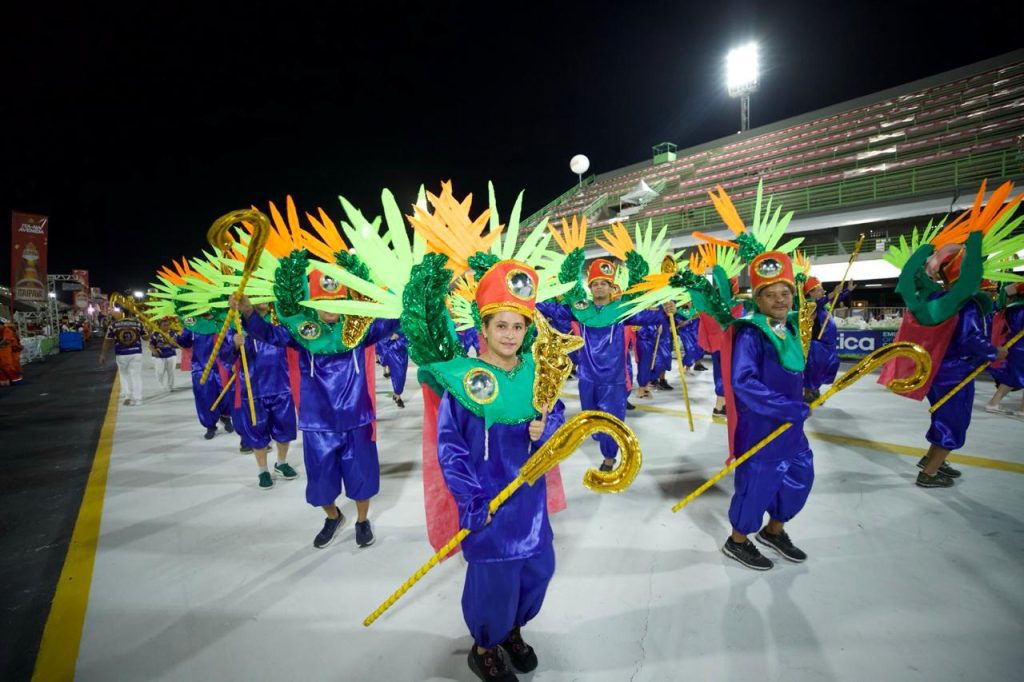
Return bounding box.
[220,326,291,398]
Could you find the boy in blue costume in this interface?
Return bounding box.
[176,312,235,439]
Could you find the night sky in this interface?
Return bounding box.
[3,1,1021,294]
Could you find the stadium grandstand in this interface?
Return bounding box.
[523,49,1024,307]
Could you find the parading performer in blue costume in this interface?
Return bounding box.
[539,258,672,471]
[985,283,1024,415]
[800,271,853,403]
[176,312,235,439]
[377,331,410,408]
[428,261,566,682]
[722,251,815,571]
[234,259,398,548]
[879,180,1020,487]
[220,301,299,491]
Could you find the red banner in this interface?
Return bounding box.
[72,269,90,309]
[11,212,49,304]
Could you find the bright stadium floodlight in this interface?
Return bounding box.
[726,42,759,132]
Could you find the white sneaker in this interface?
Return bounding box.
[130,399,142,406]
[984,404,1006,414]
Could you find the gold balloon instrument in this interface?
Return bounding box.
[671,341,930,513]
[817,233,865,340]
[929,326,1024,413]
[660,255,694,431]
[363,410,642,627]
[198,209,270,427]
[110,293,181,349]
[531,311,585,413]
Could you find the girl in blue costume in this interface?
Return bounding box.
[985,283,1024,415]
[722,251,814,571]
[234,259,398,547]
[423,261,566,682]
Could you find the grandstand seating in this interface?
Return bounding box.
[525,53,1024,250]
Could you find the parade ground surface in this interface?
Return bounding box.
[5,347,1023,681]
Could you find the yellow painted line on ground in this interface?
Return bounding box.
[558,390,1024,474]
[32,377,121,682]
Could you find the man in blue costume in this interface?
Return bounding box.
[539,258,672,472]
[377,331,409,408]
[232,263,397,548]
[802,277,853,403]
[722,251,814,571]
[220,302,299,490]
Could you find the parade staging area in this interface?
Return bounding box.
[44,359,1023,682]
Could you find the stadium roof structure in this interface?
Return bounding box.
[524,49,1024,259]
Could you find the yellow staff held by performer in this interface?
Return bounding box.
[818,233,864,339]
[671,341,930,513]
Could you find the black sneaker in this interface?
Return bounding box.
[694,362,708,371]
[383,368,391,378]
[658,379,673,391]
[220,416,235,434]
[755,529,807,563]
[722,537,774,570]
[712,406,727,418]
[355,519,375,547]
[468,646,517,682]
[500,627,538,673]
[626,401,636,410]
[395,396,405,408]
[204,427,217,440]
[916,471,954,488]
[916,456,961,478]
[239,444,253,453]
[599,460,615,473]
[313,512,346,549]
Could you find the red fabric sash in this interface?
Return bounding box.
[990,310,1008,369]
[877,310,956,401]
[719,326,739,464]
[179,347,191,372]
[286,347,301,410]
[366,346,377,441]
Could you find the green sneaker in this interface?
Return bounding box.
[916,471,953,488]
[258,471,274,490]
[274,462,298,480]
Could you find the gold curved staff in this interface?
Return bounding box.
[671,341,931,513]
[363,410,642,627]
[817,233,865,340]
[661,255,694,431]
[929,327,1024,413]
[198,209,270,426]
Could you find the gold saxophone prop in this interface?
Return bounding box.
[661,255,695,431]
[110,293,180,349]
[817,233,865,340]
[363,410,642,627]
[671,341,931,513]
[198,209,270,425]
[930,326,1024,412]
[531,311,584,412]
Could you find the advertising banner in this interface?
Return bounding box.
[836,329,899,358]
[11,212,49,303]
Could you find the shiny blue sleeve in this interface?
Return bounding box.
[176,329,194,348]
[219,328,239,364]
[242,312,295,348]
[959,304,998,364]
[530,399,566,452]
[437,392,490,532]
[363,318,400,347]
[732,327,810,424]
[623,309,665,327]
[536,301,573,330]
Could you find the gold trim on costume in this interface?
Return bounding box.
[479,302,534,320]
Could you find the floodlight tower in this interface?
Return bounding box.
[726,42,759,132]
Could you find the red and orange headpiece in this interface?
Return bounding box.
[749,251,796,295]
[308,269,348,301]
[587,258,617,285]
[475,260,539,321]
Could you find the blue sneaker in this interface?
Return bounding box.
[355,519,375,548]
[274,462,298,479]
[313,512,346,549]
[220,416,235,434]
[257,472,274,491]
